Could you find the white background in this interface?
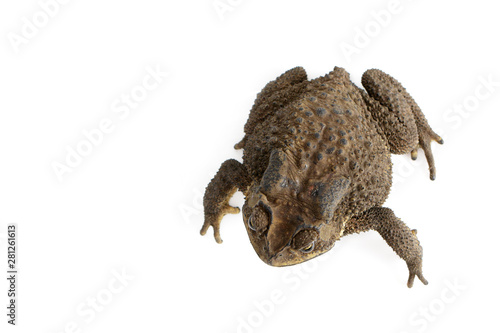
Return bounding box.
[1,1,499,332]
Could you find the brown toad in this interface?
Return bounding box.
[201,67,443,287]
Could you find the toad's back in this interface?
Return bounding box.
[242,67,392,223]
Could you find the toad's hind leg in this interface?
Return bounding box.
[234,66,308,149]
[361,69,443,180]
[343,207,428,288]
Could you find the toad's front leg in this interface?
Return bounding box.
[201,159,251,244]
[344,207,428,288]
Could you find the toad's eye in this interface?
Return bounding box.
[301,242,315,253]
[292,228,319,253]
[246,204,270,232]
[248,215,257,231]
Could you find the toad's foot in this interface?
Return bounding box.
[407,256,429,288]
[411,127,444,180]
[201,204,240,244]
[201,159,250,244]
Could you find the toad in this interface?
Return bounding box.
[201,66,443,287]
